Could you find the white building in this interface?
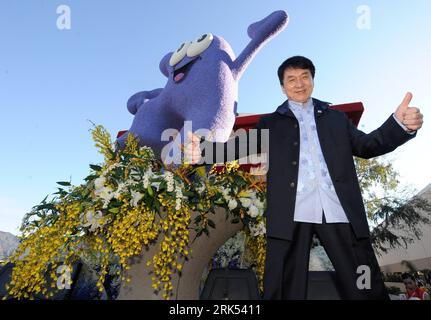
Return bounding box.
[378,183,431,273]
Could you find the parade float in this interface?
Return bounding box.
[0,10,363,300]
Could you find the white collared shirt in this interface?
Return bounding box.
[289,98,350,224]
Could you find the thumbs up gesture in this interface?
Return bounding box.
[184,131,202,165]
[394,92,423,132]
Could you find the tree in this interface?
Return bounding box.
[355,156,431,255]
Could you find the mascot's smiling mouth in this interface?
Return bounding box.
[173,57,200,83]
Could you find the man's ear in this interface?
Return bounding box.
[280,85,286,94]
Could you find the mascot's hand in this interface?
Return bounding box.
[394,92,423,132]
[247,10,288,40]
[127,89,163,115]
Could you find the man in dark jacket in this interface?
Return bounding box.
[184,56,423,299]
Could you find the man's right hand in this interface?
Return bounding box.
[184,131,202,165]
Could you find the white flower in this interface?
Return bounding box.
[116,182,128,194]
[175,187,183,211]
[240,198,252,208]
[94,186,115,208]
[249,221,266,237]
[163,171,175,192]
[94,176,106,189]
[228,199,238,211]
[253,198,265,210]
[214,231,246,268]
[217,186,234,202]
[196,182,206,194]
[106,163,122,172]
[224,194,232,202]
[129,168,140,179]
[142,169,153,188]
[151,181,161,191]
[241,189,254,198]
[130,190,144,207]
[218,186,229,196]
[221,186,230,197]
[96,187,113,199]
[248,205,260,218]
[82,210,105,232]
[139,146,154,157]
[112,190,121,199]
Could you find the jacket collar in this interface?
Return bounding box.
[276,98,330,118]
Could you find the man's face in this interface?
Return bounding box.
[281,68,314,103]
[403,279,417,291]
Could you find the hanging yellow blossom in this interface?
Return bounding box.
[4,125,267,300]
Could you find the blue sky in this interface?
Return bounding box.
[0,0,430,234]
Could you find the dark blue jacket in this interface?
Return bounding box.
[202,98,416,240]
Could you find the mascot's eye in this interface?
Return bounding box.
[186,33,213,58]
[169,41,191,66]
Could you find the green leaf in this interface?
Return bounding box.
[84,174,99,182]
[208,219,216,229]
[40,195,49,204]
[231,218,240,224]
[147,186,154,196]
[183,191,195,197]
[56,181,71,187]
[53,189,68,197]
[109,208,119,214]
[197,203,204,212]
[89,164,103,172]
[36,203,56,211]
[36,211,46,218]
[110,148,118,161]
[153,199,160,212]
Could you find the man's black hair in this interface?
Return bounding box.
[401,273,416,282]
[277,56,316,85]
